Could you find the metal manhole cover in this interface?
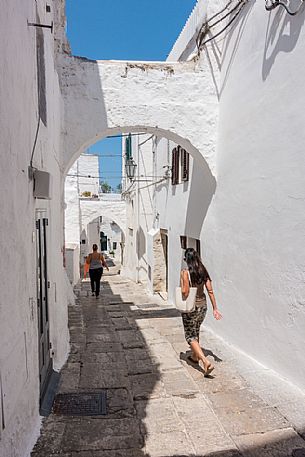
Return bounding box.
[292,450,305,457]
[53,392,107,416]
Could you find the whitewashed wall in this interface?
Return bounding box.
[65,243,80,285]
[65,154,100,274]
[77,154,100,196]
[87,217,101,255]
[123,133,215,303]
[65,162,81,245]
[201,1,305,390]
[0,1,70,456]
[100,219,123,260]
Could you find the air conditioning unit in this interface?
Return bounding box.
[33,170,52,200]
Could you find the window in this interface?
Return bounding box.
[113,242,117,250]
[172,146,190,185]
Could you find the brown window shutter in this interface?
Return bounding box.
[181,148,189,182]
[171,147,180,185]
[180,236,187,250]
[171,148,176,185]
[196,239,201,256]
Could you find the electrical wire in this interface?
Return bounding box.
[30,117,40,169]
[122,176,169,195]
[208,1,245,31]
[104,132,152,140]
[198,1,247,49]
[83,153,122,157]
[206,0,234,24]
[66,173,166,179]
[196,0,235,49]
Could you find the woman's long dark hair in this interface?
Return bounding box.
[184,248,210,285]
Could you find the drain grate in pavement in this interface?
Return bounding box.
[53,391,107,416]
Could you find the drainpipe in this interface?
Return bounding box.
[136,134,140,283]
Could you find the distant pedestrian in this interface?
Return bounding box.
[86,244,109,298]
[180,248,222,376]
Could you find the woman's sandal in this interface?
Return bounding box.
[187,356,199,364]
[204,364,215,377]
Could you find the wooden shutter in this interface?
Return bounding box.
[181,148,190,182]
[180,236,187,249]
[196,239,201,256]
[125,134,132,160]
[171,147,180,185]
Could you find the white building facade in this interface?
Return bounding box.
[122,0,305,393]
[65,153,100,283]
[0,1,72,456]
[65,154,125,283]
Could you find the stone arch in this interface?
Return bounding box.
[80,199,126,237]
[58,56,218,186]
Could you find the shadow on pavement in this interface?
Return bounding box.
[31,276,305,457]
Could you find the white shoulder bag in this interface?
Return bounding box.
[175,271,197,313]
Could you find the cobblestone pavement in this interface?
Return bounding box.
[32,270,305,457]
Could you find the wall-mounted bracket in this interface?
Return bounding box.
[27,20,53,33]
[265,0,305,16]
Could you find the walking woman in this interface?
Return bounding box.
[86,244,109,298]
[180,248,222,376]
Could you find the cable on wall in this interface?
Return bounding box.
[195,0,247,52]
[200,2,247,48]
[28,117,41,179]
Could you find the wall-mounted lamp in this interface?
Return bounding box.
[125,158,137,180]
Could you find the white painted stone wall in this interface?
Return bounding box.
[57,55,218,180]
[123,133,213,303]
[65,154,126,279]
[65,243,80,286]
[201,1,305,390]
[77,154,100,196]
[65,162,81,246]
[100,218,123,261]
[80,198,126,238]
[0,1,71,456]
[65,154,100,277]
[87,217,101,256]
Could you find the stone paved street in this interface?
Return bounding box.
[32,269,305,457]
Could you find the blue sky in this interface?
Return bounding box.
[66,0,197,189]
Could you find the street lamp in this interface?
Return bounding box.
[125,158,137,180]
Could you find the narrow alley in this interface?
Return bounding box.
[31,265,305,457]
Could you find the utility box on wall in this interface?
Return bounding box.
[33,170,52,200]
